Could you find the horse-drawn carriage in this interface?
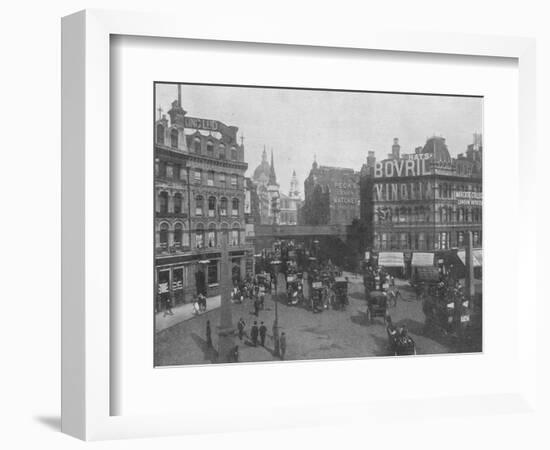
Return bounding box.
[365,290,388,322]
[286,274,303,306]
[333,277,348,310]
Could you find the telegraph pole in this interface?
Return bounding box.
[217,232,235,363]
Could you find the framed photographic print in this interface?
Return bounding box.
[62,9,537,441]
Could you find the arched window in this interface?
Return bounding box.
[207,171,214,186]
[231,223,240,246]
[208,196,216,217]
[230,146,238,160]
[195,223,205,249]
[195,195,204,216]
[206,141,214,156]
[174,223,183,246]
[159,223,169,248]
[156,124,164,145]
[219,144,226,160]
[193,137,201,154]
[170,129,178,148]
[173,193,182,214]
[207,223,217,248]
[159,191,169,214]
[232,198,239,216]
[220,197,228,216]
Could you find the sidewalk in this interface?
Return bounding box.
[155,295,221,333]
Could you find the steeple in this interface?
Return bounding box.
[262,145,267,162]
[290,170,299,198]
[269,149,278,185]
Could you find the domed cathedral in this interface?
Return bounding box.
[153,84,254,310]
[251,147,281,224]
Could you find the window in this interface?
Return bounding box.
[219,173,226,187]
[170,129,178,148]
[207,224,216,248]
[174,223,183,246]
[231,227,240,246]
[232,198,239,216]
[172,267,185,290]
[194,169,202,184]
[159,192,169,214]
[208,196,216,217]
[219,144,226,160]
[207,141,214,156]
[381,233,388,250]
[193,137,201,154]
[231,174,237,188]
[179,166,187,181]
[156,124,164,145]
[195,195,204,216]
[230,146,238,160]
[159,223,169,248]
[173,193,182,214]
[438,232,448,250]
[457,231,464,247]
[195,223,205,249]
[220,197,228,216]
[166,164,174,178]
[207,171,214,186]
[207,261,218,285]
[473,231,480,246]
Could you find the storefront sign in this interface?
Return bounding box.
[455,191,483,206]
[374,154,431,178]
[158,282,169,294]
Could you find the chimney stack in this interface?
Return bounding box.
[392,138,401,159]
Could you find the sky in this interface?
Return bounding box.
[155,83,483,194]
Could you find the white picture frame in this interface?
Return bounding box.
[61,9,537,441]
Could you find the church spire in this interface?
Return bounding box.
[262,145,267,162]
[269,149,278,185]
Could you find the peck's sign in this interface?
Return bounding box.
[374,154,432,178]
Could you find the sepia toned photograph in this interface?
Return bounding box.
[153,82,483,367]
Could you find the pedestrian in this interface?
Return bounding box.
[251,321,259,346]
[237,318,246,341]
[259,321,267,346]
[193,298,200,315]
[254,297,260,317]
[163,296,173,317]
[206,320,212,348]
[279,332,287,360]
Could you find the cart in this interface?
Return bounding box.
[333,277,348,310]
[365,290,388,322]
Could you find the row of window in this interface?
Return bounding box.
[374,230,482,251]
[157,125,239,160]
[374,206,482,224]
[158,191,241,217]
[437,183,482,198]
[156,161,241,189]
[158,222,243,249]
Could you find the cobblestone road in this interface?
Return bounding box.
[154,275,453,366]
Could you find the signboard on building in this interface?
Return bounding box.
[374,154,432,178]
[378,252,405,267]
[183,116,235,138]
[455,191,483,206]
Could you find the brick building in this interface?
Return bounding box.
[154,85,254,309]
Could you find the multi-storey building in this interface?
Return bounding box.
[359,135,482,257]
[301,159,360,226]
[154,86,254,309]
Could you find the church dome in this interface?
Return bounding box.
[421,136,452,163]
[253,160,271,181]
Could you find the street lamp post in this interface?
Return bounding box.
[270,260,282,357]
[217,232,235,363]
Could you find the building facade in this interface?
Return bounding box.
[360,135,483,254]
[301,159,360,226]
[154,87,254,309]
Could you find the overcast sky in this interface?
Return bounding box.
[155,83,483,194]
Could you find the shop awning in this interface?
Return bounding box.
[378,252,405,267]
[411,252,434,267]
[457,249,482,267]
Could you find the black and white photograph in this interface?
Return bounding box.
[153,82,483,366]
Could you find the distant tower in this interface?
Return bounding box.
[269,149,278,186]
[289,170,300,198]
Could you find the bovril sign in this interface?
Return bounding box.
[374,154,432,178]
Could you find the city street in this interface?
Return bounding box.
[154,274,454,366]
